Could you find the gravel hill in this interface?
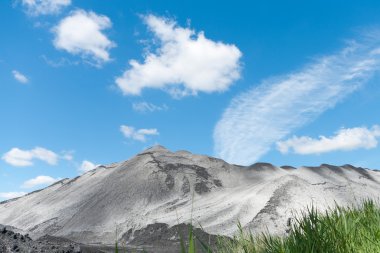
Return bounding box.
[0,145,379,251]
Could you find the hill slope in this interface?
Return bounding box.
[0,146,379,249]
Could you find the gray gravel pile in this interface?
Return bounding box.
[0,146,380,251]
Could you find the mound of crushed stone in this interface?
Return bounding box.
[1,146,380,250]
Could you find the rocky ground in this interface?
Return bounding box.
[0,225,106,253]
[0,224,217,253]
[123,223,222,253]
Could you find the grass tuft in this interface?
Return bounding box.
[217,199,380,253]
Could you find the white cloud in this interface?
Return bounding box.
[116,15,242,98]
[2,147,59,167]
[12,70,28,84]
[79,160,98,173]
[21,175,60,189]
[120,125,159,142]
[21,0,71,16]
[52,10,115,65]
[277,125,380,155]
[61,151,74,161]
[41,54,80,67]
[0,192,27,200]
[214,35,380,165]
[132,102,168,113]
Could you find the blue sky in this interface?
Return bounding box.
[1,0,380,199]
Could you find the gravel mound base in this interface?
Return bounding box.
[0,225,107,253]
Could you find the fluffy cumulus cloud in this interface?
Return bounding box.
[116,15,242,98]
[277,126,380,155]
[21,0,71,16]
[52,10,115,65]
[132,102,168,113]
[79,160,98,173]
[1,147,64,167]
[214,34,380,165]
[120,125,159,142]
[0,192,27,200]
[12,70,28,84]
[21,175,60,189]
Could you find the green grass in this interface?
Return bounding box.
[116,199,380,252]
[217,199,380,253]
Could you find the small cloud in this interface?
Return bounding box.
[79,160,98,173]
[115,15,242,97]
[0,192,27,199]
[12,70,29,84]
[132,102,168,113]
[2,147,59,167]
[120,125,159,142]
[61,150,74,161]
[21,175,60,189]
[40,54,79,67]
[52,10,115,66]
[21,0,71,16]
[277,125,380,155]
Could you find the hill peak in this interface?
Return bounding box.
[141,145,170,154]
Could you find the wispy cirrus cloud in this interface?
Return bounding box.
[277,125,380,155]
[40,54,80,67]
[214,33,380,165]
[132,102,168,113]
[116,15,242,98]
[120,125,159,142]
